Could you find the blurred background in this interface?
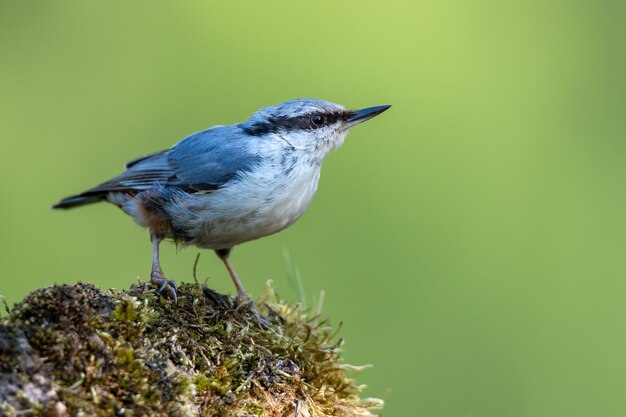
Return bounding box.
[1,1,625,416]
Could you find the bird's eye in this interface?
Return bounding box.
[310,114,325,127]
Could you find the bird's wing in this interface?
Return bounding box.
[84,150,174,193]
[166,126,261,192]
[87,126,261,194]
[53,126,261,209]
[53,150,173,208]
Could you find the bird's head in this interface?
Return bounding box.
[240,98,391,164]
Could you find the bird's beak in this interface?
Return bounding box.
[342,105,391,130]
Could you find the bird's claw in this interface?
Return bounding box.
[235,298,269,329]
[151,273,178,304]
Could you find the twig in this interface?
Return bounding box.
[283,248,305,308]
[313,290,325,325]
[0,293,10,315]
[193,253,201,284]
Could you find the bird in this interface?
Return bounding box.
[53,98,391,303]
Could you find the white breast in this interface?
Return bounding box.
[170,160,322,249]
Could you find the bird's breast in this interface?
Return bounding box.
[172,160,322,249]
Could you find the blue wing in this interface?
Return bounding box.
[167,126,261,191]
[54,126,261,208]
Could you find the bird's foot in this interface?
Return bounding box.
[150,272,178,304]
[235,290,252,306]
[235,297,269,329]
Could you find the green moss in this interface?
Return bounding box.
[0,281,383,417]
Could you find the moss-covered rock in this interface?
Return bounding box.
[0,282,382,417]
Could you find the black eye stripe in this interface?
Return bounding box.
[289,111,346,129]
[242,111,351,136]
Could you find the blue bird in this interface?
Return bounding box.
[54,99,391,303]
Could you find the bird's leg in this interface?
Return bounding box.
[215,248,250,304]
[215,249,268,328]
[150,232,177,303]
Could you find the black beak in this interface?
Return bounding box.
[343,105,391,130]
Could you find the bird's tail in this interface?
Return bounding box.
[52,192,107,209]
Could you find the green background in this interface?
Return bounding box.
[1,1,625,416]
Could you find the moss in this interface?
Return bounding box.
[0,281,383,417]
